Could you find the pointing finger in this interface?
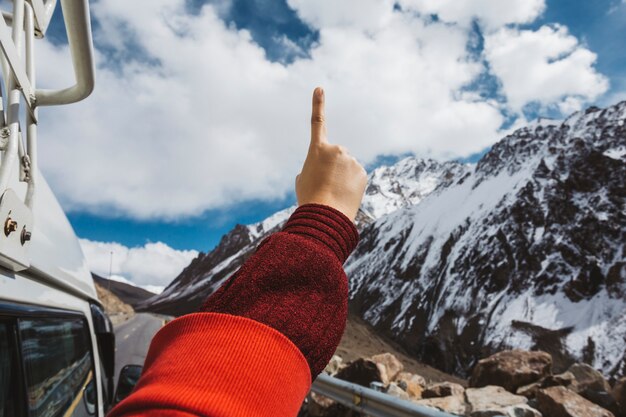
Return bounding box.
[310,87,327,146]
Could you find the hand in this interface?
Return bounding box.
[295,87,368,222]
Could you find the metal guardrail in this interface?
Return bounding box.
[311,374,458,417]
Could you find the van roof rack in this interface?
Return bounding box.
[0,0,95,272]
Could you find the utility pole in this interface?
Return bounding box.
[108,250,113,291]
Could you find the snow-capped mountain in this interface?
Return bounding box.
[347,103,626,379]
[139,102,625,380]
[137,157,470,315]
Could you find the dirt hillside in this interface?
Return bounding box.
[337,314,465,384]
[95,282,134,325]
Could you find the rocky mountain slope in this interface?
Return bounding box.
[140,101,626,381]
[346,102,625,380]
[93,273,156,307]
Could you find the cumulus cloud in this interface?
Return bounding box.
[484,25,609,113]
[79,238,198,293]
[397,0,546,30]
[34,0,607,219]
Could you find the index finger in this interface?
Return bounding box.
[310,87,327,146]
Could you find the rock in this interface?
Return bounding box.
[307,393,336,417]
[422,382,465,399]
[470,350,552,392]
[395,372,425,399]
[335,358,383,388]
[517,371,577,399]
[613,378,626,417]
[414,395,467,416]
[536,386,615,417]
[500,404,543,417]
[567,363,617,412]
[544,372,577,389]
[370,353,404,383]
[324,355,344,376]
[568,363,611,393]
[387,383,410,401]
[466,385,531,416]
[517,381,542,399]
[396,371,426,387]
[582,390,619,416]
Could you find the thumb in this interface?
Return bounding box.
[310,87,327,147]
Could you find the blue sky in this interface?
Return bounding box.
[34,0,626,289]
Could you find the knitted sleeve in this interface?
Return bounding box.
[201,203,359,378]
[107,203,359,417]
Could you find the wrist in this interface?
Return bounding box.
[296,197,357,222]
[282,203,359,263]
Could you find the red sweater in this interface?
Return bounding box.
[108,204,359,417]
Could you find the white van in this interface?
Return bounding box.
[0,1,128,416]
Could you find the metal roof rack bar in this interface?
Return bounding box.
[35,0,94,106]
[311,374,459,417]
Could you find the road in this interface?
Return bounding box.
[113,313,166,383]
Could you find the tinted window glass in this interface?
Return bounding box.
[0,321,24,417]
[19,318,95,417]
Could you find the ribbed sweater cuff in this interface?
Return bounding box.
[282,203,359,263]
[108,313,311,417]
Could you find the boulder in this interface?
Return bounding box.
[414,395,467,416]
[567,363,611,393]
[567,363,617,413]
[466,385,532,417]
[395,372,425,399]
[386,383,410,401]
[370,353,404,384]
[335,358,383,388]
[536,386,615,417]
[517,371,577,399]
[471,404,542,417]
[613,378,626,417]
[581,390,619,415]
[423,382,465,399]
[396,371,426,386]
[517,381,542,399]
[307,393,336,417]
[324,355,344,376]
[544,372,577,389]
[470,350,552,392]
[500,404,543,417]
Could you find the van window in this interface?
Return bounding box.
[0,321,24,417]
[18,318,96,417]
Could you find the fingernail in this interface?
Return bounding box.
[317,87,324,98]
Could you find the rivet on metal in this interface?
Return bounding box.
[20,226,31,245]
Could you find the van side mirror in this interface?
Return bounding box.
[114,365,143,404]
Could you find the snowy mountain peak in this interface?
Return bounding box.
[362,157,470,220]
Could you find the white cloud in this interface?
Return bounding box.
[397,0,546,30]
[79,238,198,292]
[484,25,609,113]
[34,0,606,219]
[286,0,395,30]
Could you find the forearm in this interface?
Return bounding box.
[202,203,358,377]
[108,204,358,417]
